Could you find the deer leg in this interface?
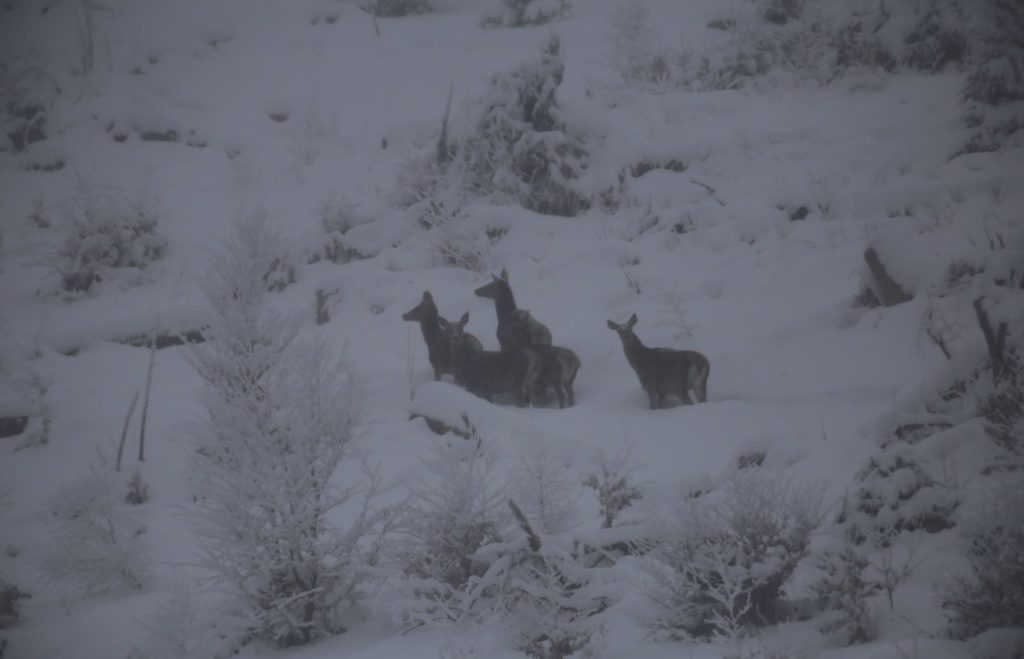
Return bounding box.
[695,376,708,403]
[647,390,658,410]
[554,383,566,409]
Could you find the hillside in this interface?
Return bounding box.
[1,1,1022,658]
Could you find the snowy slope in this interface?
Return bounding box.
[1,0,1022,658]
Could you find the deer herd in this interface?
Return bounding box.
[402,268,710,410]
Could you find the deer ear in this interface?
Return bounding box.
[423,291,433,302]
[438,317,451,330]
[459,311,469,326]
[607,320,618,331]
[628,313,638,328]
[500,268,508,282]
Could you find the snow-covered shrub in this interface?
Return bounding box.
[390,439,510,626]
[0,576,29,628]
[188,211,383,647]
[419,180,492,272]
[481,0,570,29]
[902,0,969,73]
[140,577,212,659]
[46,187,167,294]
[411,36,589,218]
[675,1,970,92]
[973,290,1024,455]
[124,469,149,505]
[606,2,680,92]
[752,0,805,25]
[942,482,1024,639]
[960,0,1024,153]
[510,434,580,535]
[310,193,364,264]
[366,0,431,17]
[810,545,880,645]
[582,447,644,529]
[39,463,150,595]
[469,500,611,659]
[0,61,54,153]
[840,442,958,545]
[641,473,824,639]
[0,347,52,451]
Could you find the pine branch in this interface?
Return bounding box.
[138,323,158,462]
[116,391,140,472]
[509,499,541,552]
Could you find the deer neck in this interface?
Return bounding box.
[622,334,648,369]
[419,311,443,345]
[494,289,518,321]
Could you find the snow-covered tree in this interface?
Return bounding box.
[943,478,1024,639]
[641,472,824,639]
[582,447,644,529]
[960,0,1024,153]
[39,459,150,596]
[840,442,958,546]
[510,434,580,536]
[481,0,570,29]
[404,36,589,219]
[46,185,167,294]
[188,211,383,647]
[465,500,612,659]
[389,437,510,626]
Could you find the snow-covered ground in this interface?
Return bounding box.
[1,1,1022,658]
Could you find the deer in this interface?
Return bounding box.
[402,291,482,381]
[474,268,552,352]
[442,312,541,407]
[607,313,709,409]
[513,310,581,409]
[476,269,578,405]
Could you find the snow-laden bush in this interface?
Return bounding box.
[481,0,570,29]
[960,0,1024,153]
[39,462,150,595]
[606,2,681,92]
[0,576,29,628]
[46,187,167,294]
[942,481,1024,638]
[418,179,492,272]
[641,472,824,639]
[0,342,53,451]
[366,0,431,18]
[405,36,589,219]
[467,500,612,659]
[510,434,580,535]
[140,577,213,659]
[840,442,958,545]
[810,545,880,645]
[582,447,644,529]
[188,211,384,647]
[309,193,365,265]
[389,438,510,627]
[753,0,805,25]
[641,1,970,93]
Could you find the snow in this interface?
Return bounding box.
[1,0,1021,657]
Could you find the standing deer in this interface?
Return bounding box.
[402,291,481,380]
[476,269,581,406]
[443,312,541,407]
[515,310,581,409]
[607,313,709,409]
[474,269,551,351]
